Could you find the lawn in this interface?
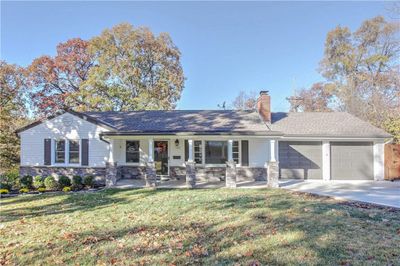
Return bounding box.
[1,188,399,265]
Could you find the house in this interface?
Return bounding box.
[16,91,391,187]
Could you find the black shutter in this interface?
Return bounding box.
[81,139,89,166]
[241,140,249,166]
[184,140,188,162]
[44,139,51,165]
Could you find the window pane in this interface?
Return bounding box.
[69,152,79,163]
[69,140,79,151]
[205,141,227,164]
[194,141,203,164]
[55,140,65,163]
[233,153,239,164]
[126,141,140,163]
[68,140,80,163]
[56,140,65,151]
[233,141,239,164]
[56,152,65,163]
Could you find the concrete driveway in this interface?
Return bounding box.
[280,180,400,208]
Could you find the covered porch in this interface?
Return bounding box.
[102,134,280,188]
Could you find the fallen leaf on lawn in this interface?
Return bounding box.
[62,232,76,241]
[245,250,254,257]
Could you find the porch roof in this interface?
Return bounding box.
[100,130,284,137]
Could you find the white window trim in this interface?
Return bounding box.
[52,138,81,166]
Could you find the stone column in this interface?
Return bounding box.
[105,162,118,187]
[185,161,196,188]
[267,161,279,188]
[226,160,237,188]
[145,162,157,188]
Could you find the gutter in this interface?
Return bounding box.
[100,131,285,137]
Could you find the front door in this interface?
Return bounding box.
[154,141,169,175]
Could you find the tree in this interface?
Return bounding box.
[287,83,335,112]
[287,16,399,141]
[319,16,399,128]
[25,38,94,116]
[0,61,28,173]
[383,114,400,143]
[80,23,185,111]
[232,91,257,110]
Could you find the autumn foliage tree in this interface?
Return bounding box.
[25,24,185,114]
[0,61,28,173]
[25,38,94,116]
[288,16,399,141]
[79,23,185,111]
[320,16,399,127]
[287,83,335,112]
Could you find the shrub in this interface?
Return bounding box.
[0,181,11,191]
[58,175,71,188]
[37,187,46,193]
[20,175,33,189]
[19,188,29,193]
[33,176,44,189]
[83,175,94,188]
[0,189,9,194]
[71,175,83,190]
[44,176,58,190]
[0,169,19,190]
[62,186,71,192]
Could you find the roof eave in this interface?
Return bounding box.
[281,133,392,139]
[101,131,284,137]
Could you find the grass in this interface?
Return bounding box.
[1,188,399,265]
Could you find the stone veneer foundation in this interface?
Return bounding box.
[20,165,268,185]
[118,166,146,179]
[170,166,267,182]
[19,166,107,185]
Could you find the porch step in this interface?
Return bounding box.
[159,176,170,182]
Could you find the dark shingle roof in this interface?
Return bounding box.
[84,110,274,134]
[82,110,391,138]
[270,112,391,138]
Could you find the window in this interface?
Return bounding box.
[205,141,227,164]
[194,141,202,164]
[55,140,66,163]
[126,141,140,163]
[233,141,239,164]
[69,140,80,163]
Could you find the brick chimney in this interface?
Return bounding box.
[257,90,271,123]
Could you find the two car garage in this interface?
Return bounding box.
[279,141,374,180]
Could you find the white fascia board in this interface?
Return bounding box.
[103,135,282,140]
[280,136,387,141]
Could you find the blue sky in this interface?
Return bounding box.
[1,1,393,111]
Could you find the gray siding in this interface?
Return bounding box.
[330,142,373,180]
[279,141,322,179]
